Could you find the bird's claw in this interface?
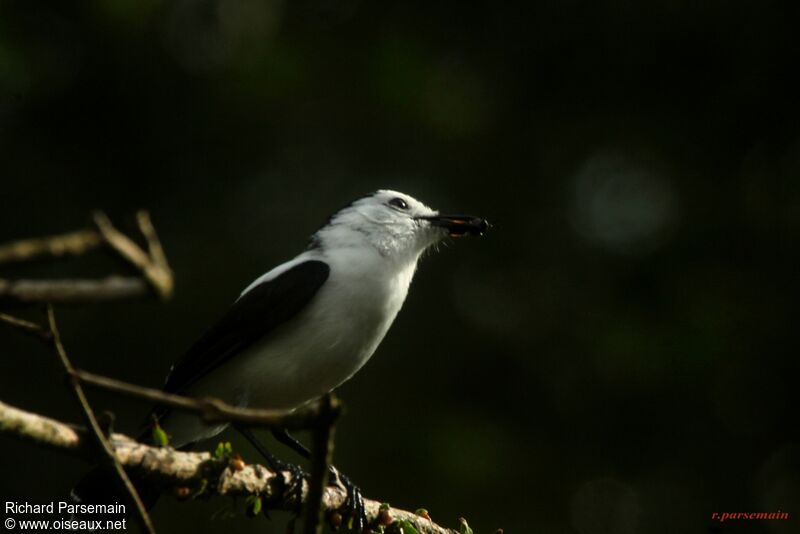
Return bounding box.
[329,468,366,531]
[273,460,308,510]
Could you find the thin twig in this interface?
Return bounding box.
[136,211,169,270]
[0,276,149,303]
[0,229,103,264]
[45,306,156,534]
[0,212,173,303]
[304,394,337,534]
[93,211,173,300]
[0,312,52,340]
[134,210,173,299]
[72,368,340,430]
[92,212,152,271]
[0,312,340,432]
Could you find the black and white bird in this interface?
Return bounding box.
[73,189,487,528]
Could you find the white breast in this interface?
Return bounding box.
[164,247,417,446]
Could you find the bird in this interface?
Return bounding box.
[72,189,487,529]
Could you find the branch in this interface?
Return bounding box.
[0,312,52,340]
[0,400,458,534]
[304,394,337,534]
[45,306,156,534]
[0,229,102,264]
[71,368,339,430]
[0,276,149,303]
[0,211,173,303]
[0,312,339,431]
[93,211,173,300]
[0,311,338,430]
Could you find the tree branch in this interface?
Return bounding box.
[45,306,156,534]
[71,368,340,430]
[304,394,337,534]
[0,401,459,534]
[0,312,52,340]
[0,276,150,303]
[0,312,340,432]
[0,211,173,303]
[92,211,173,300]
[0,229,103,264]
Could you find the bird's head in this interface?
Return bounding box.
[311,189,488,261]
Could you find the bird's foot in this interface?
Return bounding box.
[328,467,366,531]
[271,459,308,510]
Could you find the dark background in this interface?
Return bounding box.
[1,1,799,533]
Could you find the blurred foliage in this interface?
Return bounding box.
[1,1,800,533]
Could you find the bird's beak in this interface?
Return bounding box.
[416,214,489,237]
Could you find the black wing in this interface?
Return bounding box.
[162,260,330,394]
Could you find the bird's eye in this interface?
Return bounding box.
[389,197,409,210]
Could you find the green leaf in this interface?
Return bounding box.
[245,495,262,517]
[214,441,234,458]
[151,423,169,447]
[394,520,420,534]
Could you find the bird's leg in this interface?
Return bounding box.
[233,424,307,509]
[273,428,367,531]
[272,428,311,459]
